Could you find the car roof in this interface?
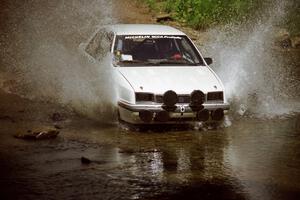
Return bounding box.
[106,24,186,36]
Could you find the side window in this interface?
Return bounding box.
[85,29,112,60]
[106,32,114,52]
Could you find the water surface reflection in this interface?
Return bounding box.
[0,116,299,199]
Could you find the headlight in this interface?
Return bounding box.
[207,92,224,101]
[135,92,154,102]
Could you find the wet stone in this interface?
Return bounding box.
[14,130,60,140]
[81,156,91,164]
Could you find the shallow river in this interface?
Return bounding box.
[1,115,299,200]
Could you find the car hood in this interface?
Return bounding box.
[118,66,223,94]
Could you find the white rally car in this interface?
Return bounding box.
[83,24,229,124]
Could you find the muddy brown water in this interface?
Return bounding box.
[1,0,300,199]
[0,115,300,200]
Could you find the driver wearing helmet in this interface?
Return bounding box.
[156,38,182,60]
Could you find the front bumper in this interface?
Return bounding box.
[118,100,229,124]
[118,100,230,112]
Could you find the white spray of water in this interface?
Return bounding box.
[21,40,116,120]
[1,0,118,122]
[205,0,300,118]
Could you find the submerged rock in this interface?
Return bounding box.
[80,156,106,165]
[35,130,59,139]
[81,156,91,164]
[14,129,60,140]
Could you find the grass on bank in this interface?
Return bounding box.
[141,0,263,29]
[139,0,299,35]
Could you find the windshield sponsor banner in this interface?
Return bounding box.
[124,35,182,39]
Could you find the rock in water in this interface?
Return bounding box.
[14,129,60,140]
[35,130,59,139]
[81,156,91,164]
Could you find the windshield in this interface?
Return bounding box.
[113,35,205,66]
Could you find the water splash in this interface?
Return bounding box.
[205,0,300,118]
[0,0,117,121]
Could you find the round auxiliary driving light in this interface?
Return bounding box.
[190,90,205,111]
[211,109,224,121]
[191,90,205,105]
[163,90,178,107]
[197,109,209,122]
[155,111,170,122]
[139,110,153,123]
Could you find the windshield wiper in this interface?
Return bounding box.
[117,60,147,66]
[145,60,197,66]
[119,60,144,63]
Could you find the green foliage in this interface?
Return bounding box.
[144,0,157,11]
[285,0,300,36]
[140,0,299,35]
[141,0,262,29]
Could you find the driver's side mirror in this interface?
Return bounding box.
[204,57,213,65]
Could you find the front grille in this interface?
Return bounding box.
[155,94,190,103]
[178,95,190,103]
[207,92,223,101]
